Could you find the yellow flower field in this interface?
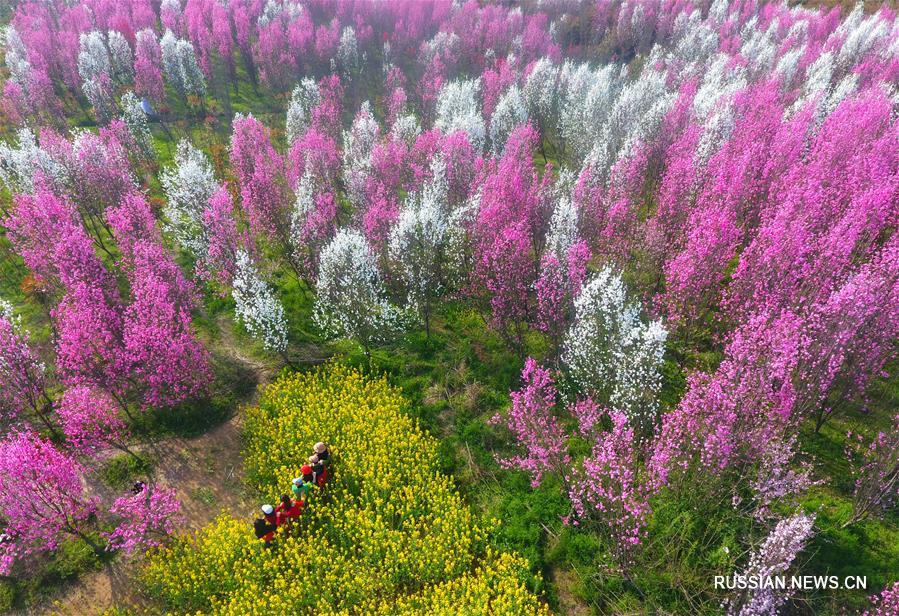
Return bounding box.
[143,363,548,614]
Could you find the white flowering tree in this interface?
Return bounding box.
[160,140,218,257]
[489,86,528,155]
[285,78,320,144]
[390,113,421,145]
[160,30,206,99]
[523,58,559,156]
[78,31,110,84]
[523,58,559,130]
[314,229,403,353]
[107,30,134,85]
[435,78,485,151]
[562,267,668,427]
[3,26,30,92]
[120,92,154,161]
[337,26,360,76]
[544,170,579,261]
[388,157,465,337]
[233,249,288,354]
[342,101,380,207]
[0,128,67,194]
[723,513,816,616]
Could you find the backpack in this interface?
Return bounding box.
[254,518,274,539]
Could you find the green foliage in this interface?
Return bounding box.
[100,453,154,491]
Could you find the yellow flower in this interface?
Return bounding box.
[145,363,546,614]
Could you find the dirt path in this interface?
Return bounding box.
[35,320,280,615]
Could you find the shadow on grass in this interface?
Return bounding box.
[139,349,258,438]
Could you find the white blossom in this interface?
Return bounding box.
[257,0,303,27]
[78,30,110,83]
[489,86,528,154]
[724,513,816,616]
[233,249,288,353]
[161,140,218,257]
[337,26,360,75]
[584,68,675,182]
[802,51,834,98]
[285,78,320,143]
[423,31,460,61]
[3,26,31,88]
[0,298,16,325]
[562,268,668,425]
[0,128,66,194]
[545,173,579,262]
[833,6,890,75]
[435,78,485,151]
[523,58,559,132]
[342,102,380,207]
[559,62,621,164]
[161,30,206,97]
[694,101,735,168]
[120,91,154,160]
[775,45,805,92]
[314,229,403,351]
[390,113,421,144]
[388,157,465,332]
[107,30,134,85]
[82,75,114,124]
[161,0,182,17]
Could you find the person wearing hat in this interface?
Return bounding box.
[313,443,331,483]
[292,472,314,502]
[254,504,278,546]
[309,454,327,488]
[313,442,331,467]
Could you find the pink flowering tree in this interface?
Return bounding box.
[103,483,183,556]
[134,28,165,103]
[0,431,98,574]
[198,185,247,288]
[566,408,654,568]
[230,113,293,268]
[723,513,816,616]
[5,188,129,403]
[0,302,56,434]
[492,358,656,571]
[844,414,899,528]
[490,358,571,487]
[55,385,132,456]
[108,194,212,409]
[471,126,550,351]
[865,582,899,616]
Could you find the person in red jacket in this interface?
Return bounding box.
[275,493,303,525]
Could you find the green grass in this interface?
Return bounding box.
[100,453,155,491]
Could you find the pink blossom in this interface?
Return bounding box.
[0,431,96,575]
